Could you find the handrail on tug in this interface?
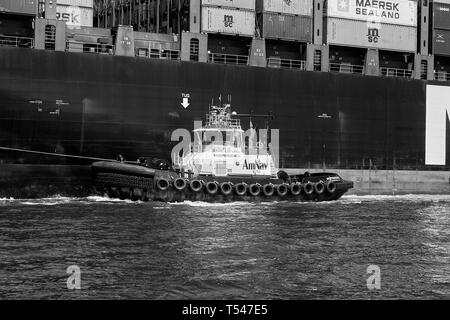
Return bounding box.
[207,96,275,132]
[234,110,275,132]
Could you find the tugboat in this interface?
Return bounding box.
[91,100,353,202]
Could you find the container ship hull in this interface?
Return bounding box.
[1,46,448,170]
[0,46,449,197]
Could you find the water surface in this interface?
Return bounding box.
[0,195,449,299]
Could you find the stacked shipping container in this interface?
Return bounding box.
[256,0,313,42]
[0,0,37,16]
[433,0,450,56]
[325,0,418,52]
[57,0,93,27]
[200,0,256,36]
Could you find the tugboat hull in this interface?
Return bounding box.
[91,161,353,203]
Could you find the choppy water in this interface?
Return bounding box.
[0,195,449,300]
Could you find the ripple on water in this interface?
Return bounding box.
[0,194,449,299]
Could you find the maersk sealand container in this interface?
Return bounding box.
[56,0,93,27]
[325,0,418,52]
[57,0,93,6]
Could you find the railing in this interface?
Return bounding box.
[161,50,180,60]
[44,39,55,50]
[380,67,413,78]
[205,115,241,128]
[0,35,34,48]
[267,57,306,70]
[329,63,364,74]
[136,48,180,60]
[434,71,450,81]
[66,41,114,55]
[208,53,248,65]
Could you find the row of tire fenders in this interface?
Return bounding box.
[155,177,338,197]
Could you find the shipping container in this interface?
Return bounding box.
[434,28,450,56]
[57,4,93,27]
[66,26,111,37]
[433,1,450,30]
[0,0,37,16]
[325,17,417,52]
[0,13,34,37]
[201,0,255,11]
[56,0,93,8]
[260,13,312,42]
[326,0,417,27]
[201,6,255,36]
[256,0,313,16]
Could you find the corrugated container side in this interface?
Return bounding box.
[134,39,179,51]
[134,32,177,43]
[326,18,417,52]
[261,13,312,42]
[0,0,37,16]
[433,2,450,30]
[67,26,111,37]
[57,5,93,27]
[326,0,417,27]
[434,28,450,56]
[72,34,99,43]
[201,7,255,36]
[56,0,93,8]
[201,0,255,11]
[257,0,313,16]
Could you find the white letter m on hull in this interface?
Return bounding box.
[426,85,450,165]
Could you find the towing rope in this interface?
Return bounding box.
[0,146,117,162]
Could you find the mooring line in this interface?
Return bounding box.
[0,146,117,162]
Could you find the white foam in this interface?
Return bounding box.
[0,197,15,201]
[170,201,252,207]
[84,195,137,204]
[18,195,75,206]
[1,193,449,207]
[340,194,450,203]
[168,200,312,207]
[0,195,145,206]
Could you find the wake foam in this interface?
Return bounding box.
[340,194,450,203]
[1,194,449,206]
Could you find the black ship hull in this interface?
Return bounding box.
[0,46,449,199]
